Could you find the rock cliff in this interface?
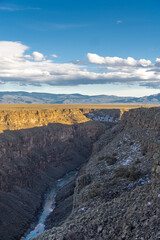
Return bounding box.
[0,121,106,240]
[35,107,160,240]
[0,104,142,132]
[0,108,90,133]
[1,106,160,240]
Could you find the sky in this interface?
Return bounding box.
[1,0,160,97]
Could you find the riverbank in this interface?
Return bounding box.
[45,177,76,230]
[22,171,77,240]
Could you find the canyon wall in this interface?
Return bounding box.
[121,107,160,130]
[0,104,139,133]
[0,121,106,240]
[0,108,90,133]
[35,107,160,240]
[1,105,159,240]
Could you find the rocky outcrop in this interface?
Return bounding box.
[0,104,139,133]
[0,108,91,133]
[85,109,120,123]
[0,121,106,240]
[35,107,160,240]
[121,107,160,131]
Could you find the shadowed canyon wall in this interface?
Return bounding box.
[0,121,106,240]
[1,105,159,240]
[33,107,160,240]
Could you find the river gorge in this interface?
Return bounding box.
[1,105,160,240]
[0,109,107,240]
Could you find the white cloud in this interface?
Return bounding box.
[32,51,45,61]
[51,54,59,58]
[24,54,32,59]
[0,41,29,58]
[0,41,160,88]
[87,53,152,67]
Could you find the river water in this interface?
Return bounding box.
[23,171,77,240]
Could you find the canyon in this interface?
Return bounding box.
[34,107,160,240]
[0,120,106,240]
[0,105,160,240]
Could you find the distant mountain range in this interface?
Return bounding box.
[0,91,160,104]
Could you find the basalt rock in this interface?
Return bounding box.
[34,107,160,240]
[0,121,106,240]
[0,106,123,133]
[0,108,91,133]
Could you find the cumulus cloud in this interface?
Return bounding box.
[0,41,160,88]
[32,51,45,61]
[87,53,152,67]
[0,41,29,58]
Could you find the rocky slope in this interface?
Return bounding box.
[34,107,160,240]
[0,121,106,240]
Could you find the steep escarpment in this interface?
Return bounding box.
[36,107,160,240]
[121,107,160,131]
[0,108,90,133]
[0,121,106,240]
[0,104,143,133]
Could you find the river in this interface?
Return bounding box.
[23,171,77,240]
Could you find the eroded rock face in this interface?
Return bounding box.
[0,108,91,133]
[35,107,160,240]
[0,121,106,240]
[0,107,123,133]
[85,109,120,123]
[121,107,160,131]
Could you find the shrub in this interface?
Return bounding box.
[135,158,141,164]
[112,152,117,156]
[106,156,117,165]
[98,156,104,161]
[115,166,142,181]
[115,166,130,178]
[129,166,141,181]
[88,185,101,199]
[63,232,85,240]
[100,169,107,175]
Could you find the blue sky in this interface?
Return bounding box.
[1,0,160,96]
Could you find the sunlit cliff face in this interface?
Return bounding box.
[0,107,90,132]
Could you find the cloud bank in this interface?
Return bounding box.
[1,41,160,88]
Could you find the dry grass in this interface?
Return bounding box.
[0,103,159,111]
